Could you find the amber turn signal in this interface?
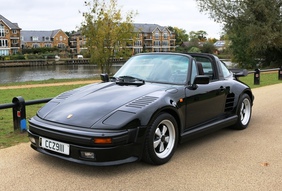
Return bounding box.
[94,138,112,144]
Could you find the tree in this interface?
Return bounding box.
[196,0,282,68]
[189,30,208,41]
[201,42,216,53]
[80,0,137,73]
[168,26,189,45]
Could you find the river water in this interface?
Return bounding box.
[0,60,234,84]
[0,64,121,84]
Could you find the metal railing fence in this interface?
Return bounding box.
[0,66,281,132]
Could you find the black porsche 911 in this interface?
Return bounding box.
[28,52,254,166]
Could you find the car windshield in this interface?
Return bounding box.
[114,54,190,84]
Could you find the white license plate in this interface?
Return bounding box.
[39,137,70,155]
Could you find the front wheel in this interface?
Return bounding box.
[232,94,252,130]
[142,113,178,165]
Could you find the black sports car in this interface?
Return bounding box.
[28,52,254,166]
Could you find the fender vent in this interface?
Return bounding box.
[126,96,158,109]
[225,93,235,112]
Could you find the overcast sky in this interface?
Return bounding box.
[2,0,223,38]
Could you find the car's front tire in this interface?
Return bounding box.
[142,113,178,165]
[232,94,252,130]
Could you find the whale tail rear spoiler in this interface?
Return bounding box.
[229,69,248,79]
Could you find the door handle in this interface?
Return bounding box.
[220,86,225,92]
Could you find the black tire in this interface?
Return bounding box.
[232,94,252,130]
[142,113,178,165]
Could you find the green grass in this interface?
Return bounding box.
[239,71,282,89]
[0,77,98,87]
[0,72,282,149]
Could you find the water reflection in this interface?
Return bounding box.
[0,64,121,84]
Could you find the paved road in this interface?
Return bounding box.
[1,83,282,191]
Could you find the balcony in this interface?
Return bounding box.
[10,36,20,40]
[11,43,20,47]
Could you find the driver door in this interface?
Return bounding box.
[184,59,227,129]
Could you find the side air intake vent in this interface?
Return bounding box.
[225,93,235,112]
[126,96,158,109]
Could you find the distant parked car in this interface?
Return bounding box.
[77,55,83,59]
[28,52,254,166]
[55,55,60,61]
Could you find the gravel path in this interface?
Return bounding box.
[1,83,282,191]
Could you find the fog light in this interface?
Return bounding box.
[29,137,36,144]
[81,151,95,159]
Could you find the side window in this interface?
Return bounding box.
[194,57,217,80]
[219,61,231,78]
[190,60,198,84]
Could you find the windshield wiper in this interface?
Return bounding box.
[116,76,145,86]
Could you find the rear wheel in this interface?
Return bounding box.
[142,113,178,165]
[232,94,252,130]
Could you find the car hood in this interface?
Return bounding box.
[37,82,169,128]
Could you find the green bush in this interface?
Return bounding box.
[22,47,59,54]
[9,54,25,60]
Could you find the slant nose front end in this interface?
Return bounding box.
[28,116,148,166]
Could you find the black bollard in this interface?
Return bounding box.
[12,96,27,132]
[254,68,260,85]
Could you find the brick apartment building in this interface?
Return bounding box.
[1,15,175,56]
[70,24,176,55]
[0,14,21,55]
[0,15,68,55]
[21,29,69,49]
[132,23,176,54]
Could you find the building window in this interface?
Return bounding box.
[143,33,147,38]
[136,33,142,39]
[154,41,160,46]
[0,24,5,37]
[45,43,52,47]
[163,32,168,39]
[32,36,39,41]
[162,41,169,46]
[154,32,159,39]
[32,43,40,48]
[134,40,142,46]
[134,48,142,54]
[0,39,8,47]
[60,36,63,41]
[0,49,9,55]
[12,39,18,45]
[58,43,65,48]
[12,30,17,34]
[12,49,18,54]
[45,37,50,41]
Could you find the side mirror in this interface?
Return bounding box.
[193,75,210,85]
[100,73,109,82]
[189,75,210,90]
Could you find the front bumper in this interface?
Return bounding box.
[28,117,147,166]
